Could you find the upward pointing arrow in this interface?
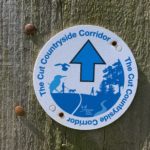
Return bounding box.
[70,40,106,82]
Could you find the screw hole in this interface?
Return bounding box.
[111,41,117,46]
[49,105,56,112]
[59,112,64,118]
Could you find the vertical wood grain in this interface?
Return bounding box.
[0,0,150,150]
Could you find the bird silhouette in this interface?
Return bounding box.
[49,75,66,93]
[54,63,70,71]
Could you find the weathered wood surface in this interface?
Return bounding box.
[0,0,150,150]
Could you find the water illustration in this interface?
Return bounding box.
[49,59,124,117]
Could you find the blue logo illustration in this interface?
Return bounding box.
[70,40,106,82]
[49,40,124,117]
[54,63,70,71]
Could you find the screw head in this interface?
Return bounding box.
[15,106,25,116]
[24,23,36,35]
[111,41,117,46]
[59,112,64,118]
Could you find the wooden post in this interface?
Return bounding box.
[0,0,150,149]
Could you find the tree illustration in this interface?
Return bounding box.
[112,59,124,94]
[98,60,124,97]
[103,66,113,88]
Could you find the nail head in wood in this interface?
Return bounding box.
[24,23,36,35]
[15,106,25,116]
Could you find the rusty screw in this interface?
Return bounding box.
[24,23,36,35]
[111,41,117,46]
[59,112,64,118]
[15,106,25,116]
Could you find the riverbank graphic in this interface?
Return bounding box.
[49,59,124,117]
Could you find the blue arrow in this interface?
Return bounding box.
[70,40,106,82]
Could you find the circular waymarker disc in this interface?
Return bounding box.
[33,25,138,130]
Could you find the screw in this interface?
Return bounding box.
[24,23,36,35]
[15,106,25,116]
[111,41,117,46]
[59,112,64,118]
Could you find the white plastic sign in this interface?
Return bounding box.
[33,25,138,130]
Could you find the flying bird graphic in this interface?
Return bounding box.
[54,63,70,71]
